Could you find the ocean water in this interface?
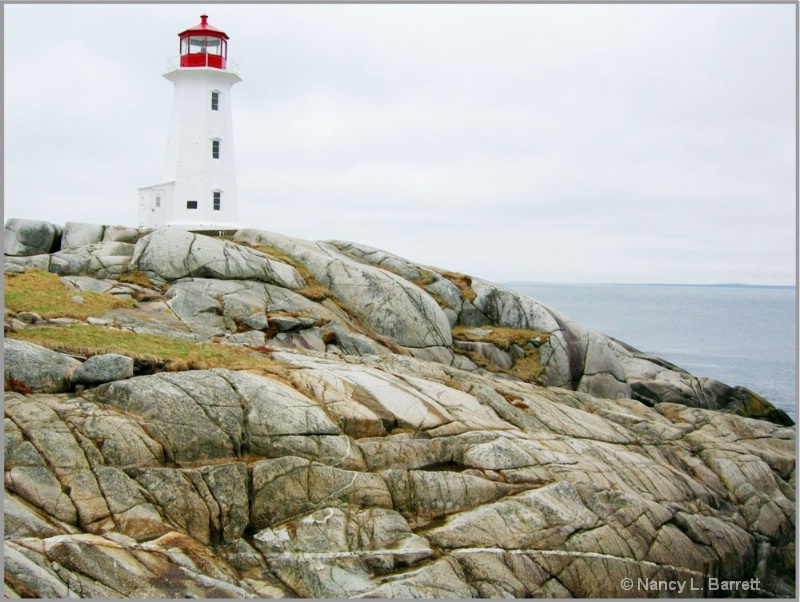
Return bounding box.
[505,282,798,421]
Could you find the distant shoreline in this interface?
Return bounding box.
[503,281,796,290]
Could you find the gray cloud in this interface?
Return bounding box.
[4,3,795,284]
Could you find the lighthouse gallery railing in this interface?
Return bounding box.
[166,56,239,74]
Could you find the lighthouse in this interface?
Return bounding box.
[138,15,241,231]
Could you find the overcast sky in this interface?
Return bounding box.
[4,3,796,285]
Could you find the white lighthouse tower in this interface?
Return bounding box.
[138,15,241,231]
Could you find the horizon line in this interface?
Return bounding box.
[502,281,797,289]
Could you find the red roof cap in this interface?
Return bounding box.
[178,14,229,40]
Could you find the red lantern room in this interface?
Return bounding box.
[178,14,229,69]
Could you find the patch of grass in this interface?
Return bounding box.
[248,244,335,303]
[4,270,135,319]
[367,264,452,309]
[374,262,436,289]
[296,285,334,302]
[116,271,155,289]
[7,324,287,375]
[425,291,448,309]
[452,326,550,384]
[322,329,339,345]
[505,354,547,384]
[116,271,166,301]
[409,271,437,288]
[250,244,312,279]
[439,271,477,302]
[454,345,546,384]
[452,326,549,350]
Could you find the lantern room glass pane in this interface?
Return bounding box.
[181,37,189,55]
[206,37,222,56]
[189,37,207,53]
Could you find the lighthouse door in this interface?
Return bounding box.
[153,194,165,227]
[143,189,167,227]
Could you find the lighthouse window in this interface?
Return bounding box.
[187,36,222,56]
[206,38,222,56]
[213,192,221,211]
[187,201,198,210]
[212,140,220,159]
[189,37,208,54]
[211,92,219,111]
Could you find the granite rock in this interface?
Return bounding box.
[70,354,134,385]
[60,222,106,250]
[4,219,60,256]
[3,220,795,597]
[4,339,81,393]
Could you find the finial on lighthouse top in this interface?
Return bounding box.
[178,14,230,69]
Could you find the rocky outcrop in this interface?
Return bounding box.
[611,338,795,426]
[3,342,795,597]
[4,219,795,597]
[235,229,452,349]
[4,340,81,393]
[130,229,305,289]
[4,219,61,256]
[102,225,148,244]
[3,220,791,424]
[70,354,134,385]
[60,222,106,251]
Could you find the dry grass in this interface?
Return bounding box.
[374,262,436,289]
[4,270,134,319]
[439,271,477,302]
[7,324,285,374]
[116,271,155,289]
[504,354,547,384]
[409,271,437,288]
[248,243,335,302]
[452,325,549,350]
[251,244,312,280]
[250,243,298,266]
[454,345,546,384]
[452,325,550,384]
[296,285,334,302]
[425,291,448,309]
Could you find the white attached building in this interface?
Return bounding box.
[139,15,241,231]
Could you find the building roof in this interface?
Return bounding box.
[178,15,229,40]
